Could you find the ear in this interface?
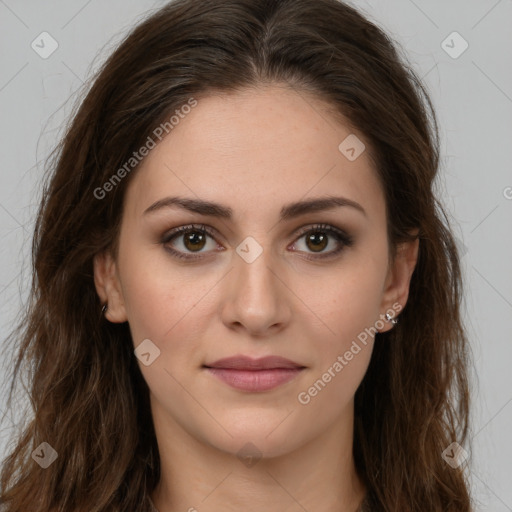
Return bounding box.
[93,251,128,323]
[378,232,419,333]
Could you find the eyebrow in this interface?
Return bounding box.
[143,195,366,220]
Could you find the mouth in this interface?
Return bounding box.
[203,355,306,392]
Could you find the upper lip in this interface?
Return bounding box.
[204,355,305,370]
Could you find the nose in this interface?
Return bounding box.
[220,242,291,337]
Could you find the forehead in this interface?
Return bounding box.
[123,85,385,223]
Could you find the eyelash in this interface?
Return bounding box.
[161,223,354,261]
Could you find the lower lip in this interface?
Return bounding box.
[204,367,304,392]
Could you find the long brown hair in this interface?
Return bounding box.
[0,0,474,510]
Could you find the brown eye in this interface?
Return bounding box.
[162,224,218,260]
[162,223,353,262]
[182,230,207,252]
[305,231,329,252]
[292,223,354,260]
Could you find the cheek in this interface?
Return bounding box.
[293,271,380,425]
[302,258,386,343]
[119,267,172,344]
[120,264,208,412]
[117,235,179,332]
[295,253,386,395]
[117,244,218,369]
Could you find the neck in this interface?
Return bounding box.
[150,397,367,512]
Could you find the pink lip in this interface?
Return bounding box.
[203,355,305,392]
[205,355,304,370]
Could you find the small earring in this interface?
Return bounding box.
[385,312,398,325]
[101,303,108,315]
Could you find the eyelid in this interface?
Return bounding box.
[161,224,222,261]
[161,223,218,243]
[290,223,354,260]
[293,222,348,239]
[161,222,353,260]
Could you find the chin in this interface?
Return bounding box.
[203,415,305,461]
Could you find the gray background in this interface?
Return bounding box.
[0,0,511,510]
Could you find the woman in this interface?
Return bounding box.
[0,0,473,510]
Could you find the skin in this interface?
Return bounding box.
[94,84,419,512]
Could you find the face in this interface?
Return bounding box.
[95,84,417,459]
